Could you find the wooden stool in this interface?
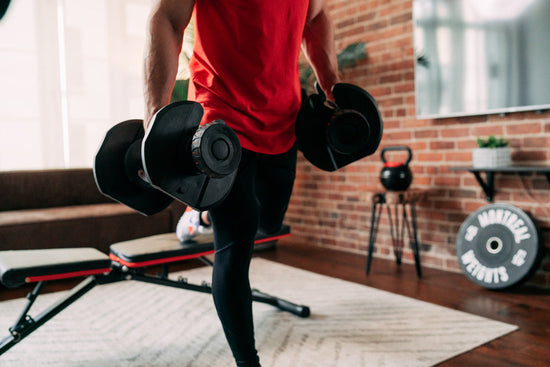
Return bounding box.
[366,190,425,277]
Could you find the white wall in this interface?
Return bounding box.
[0,0,151,170]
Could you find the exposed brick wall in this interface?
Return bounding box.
[287,0,550,287]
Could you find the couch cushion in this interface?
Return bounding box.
[0,203,134,226]
[0,204,175,254]
[0,169,112,211]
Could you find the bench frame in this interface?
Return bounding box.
[0,230,309,356]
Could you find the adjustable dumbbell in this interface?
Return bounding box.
[94,101,241,215]
[295,83,383,171]
[0,0,11,21]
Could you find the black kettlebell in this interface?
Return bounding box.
[380,146,413,191]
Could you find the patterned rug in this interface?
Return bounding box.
[0,259,517,366]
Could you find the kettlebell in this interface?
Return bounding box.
[380,146,413,191]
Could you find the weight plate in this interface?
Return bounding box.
[456,204,542,290]
[327,109,370,155]
[0,0,10,21]
[296,83,383,172]
[332,83,383,157]
[94,120,173,216]
[143,101,239,211]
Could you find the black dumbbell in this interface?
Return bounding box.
[295,83,383,171]
[94,101,241,215]
[0,0,11,21]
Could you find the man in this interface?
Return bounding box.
[143,1,339,365]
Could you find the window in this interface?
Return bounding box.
[0,0,150,170]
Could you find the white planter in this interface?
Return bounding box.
[472,147,511,168]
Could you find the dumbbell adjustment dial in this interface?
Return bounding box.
[192,120,242,178]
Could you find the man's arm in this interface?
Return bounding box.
[143,0,195,130]
[302,0,340,100]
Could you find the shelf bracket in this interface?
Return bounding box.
[472,171,494,201]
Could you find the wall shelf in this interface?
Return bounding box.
[449,166,550,202]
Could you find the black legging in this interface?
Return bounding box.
[208,145,297,367]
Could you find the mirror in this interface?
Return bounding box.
[413,0,550,118]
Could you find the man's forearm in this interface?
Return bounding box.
[143,1,193,129]
[302,6,340,99]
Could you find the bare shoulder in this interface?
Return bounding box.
[306,0,326,22]
[151,0,195,31]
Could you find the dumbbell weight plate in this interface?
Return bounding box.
[296,83,383,171]
[0,0,10,21]
[456,204,542,290]
[94,120,174,216]
[332,83,383,157]
[143,101,240,211]
[327,109,370,155]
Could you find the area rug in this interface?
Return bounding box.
[0,259,517,366]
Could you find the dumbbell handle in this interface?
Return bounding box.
[124,139,150,188]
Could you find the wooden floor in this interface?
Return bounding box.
[1,239,549,366]
[256,239,550,367]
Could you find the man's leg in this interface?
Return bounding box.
[256,145,297,234]
[208,150,261,367]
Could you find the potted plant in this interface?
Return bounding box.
[472,135,511,168]
[299,42,367,93]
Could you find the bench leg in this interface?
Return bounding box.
[251,288,310,317]
[0,276,99,356]
[129,272,310,318]
[1,262,310,356]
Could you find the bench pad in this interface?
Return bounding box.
[110,233,215,267]
[0,248,111,288]
[110,225,291,268]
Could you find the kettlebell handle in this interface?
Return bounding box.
[381,146,412,165]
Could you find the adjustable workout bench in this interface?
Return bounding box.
[0,225,309,356]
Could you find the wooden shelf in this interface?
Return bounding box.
[450,166,550,201]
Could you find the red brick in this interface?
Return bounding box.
[393,82,415,93]
[445,258,460,272]
[457,140,478,149]
[430,141,455,150]
[384,130,412,140]
[433,176,461,187]
[523,136,550,148]
[440,127,470,138]
[506,122,542,135]
[414,129,439,139]
[390,12,412,25]
[513,150,547,162]
[471,125,505,137]
[445,151,473,162]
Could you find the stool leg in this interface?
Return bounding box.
[387,203,402,265]
[404,202,422,277]
[366,198,382,274]
[396,202,407,265]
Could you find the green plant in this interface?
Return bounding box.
[170,21,194,103]
[299,41,367,92]
[476,135,509,148]
[170,79,189,104]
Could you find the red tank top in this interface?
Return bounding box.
[188,1,309,154]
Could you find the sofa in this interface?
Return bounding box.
[0,168,186,254]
